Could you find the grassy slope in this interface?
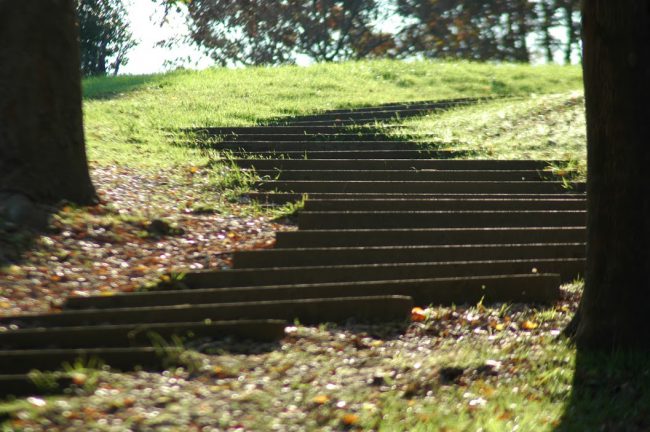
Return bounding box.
[82,60,583,168]
[395,92,586,172]
[3,61,600,431]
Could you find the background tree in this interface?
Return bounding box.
[77,0,137,76]
[184,0,297,66]
[569,0,650,349]
[0,0,96,205]
[535,0,560,63]
[394,0,580,64]
[183,0,393,66]
[395,0,536,62]
[558,0,580,64]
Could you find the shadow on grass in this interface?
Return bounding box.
[83,74,166,101]
[556,350,650,431]
[173,97,482,156]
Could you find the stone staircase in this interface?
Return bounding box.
[0,99,586,397]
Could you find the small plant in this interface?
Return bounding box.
[139,272,188,292]
[149,332,204,375]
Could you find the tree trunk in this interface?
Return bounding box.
[573,1,650,349]
[0,0,97,205]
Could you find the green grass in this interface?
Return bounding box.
[0,60,599,430]
[392,91,587,176]
[82,60,583,169]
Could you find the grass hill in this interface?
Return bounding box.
[83,60,585,169]
[2,61,602,431]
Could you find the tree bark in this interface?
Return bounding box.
[0,0,97,205]
[573,1,650,349]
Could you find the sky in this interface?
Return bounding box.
[120,1,211,75]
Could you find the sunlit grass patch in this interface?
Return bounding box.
[393,91,587,177]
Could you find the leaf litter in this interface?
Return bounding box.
[0,164,584,430]
[0,165,291,317]
[2,285,582,431]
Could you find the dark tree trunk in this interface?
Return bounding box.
[572,1,650,349]
[0,0,97,205]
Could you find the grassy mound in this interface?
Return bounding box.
[82,60,584,168]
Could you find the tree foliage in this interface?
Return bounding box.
[396,0,580,63]
[76,0,137,76]
[183,0,394,66]
[179,0,581,65]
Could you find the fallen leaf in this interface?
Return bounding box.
[341,413,359,425]
[312,395,330,405]
[411,307,427,322]
[521,320,539,330]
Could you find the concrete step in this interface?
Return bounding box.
[182,258,585,287]
[302,198,586,211]
[282,118,426,126]
[234,159,563,171]
[196,126,400,135]
[275,227,586,248]
[255,181,586,194]
[280,101,477,122]
[245,192,587,205]
[0,296,413,329]
[285,108,436,121]
[230,150,466,159]
[298,210,586,229]
[309,98,478,115]
[216,133,436,142]
[216,141,437,151]
[0,347,184,374]
[65,274,560,311]
[0,320,286,350]
[257,170,566,182]
[232,243,586,268]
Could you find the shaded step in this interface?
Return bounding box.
[0,320,286,350]
[230,150,466,159]
[66,274,560,311]
[245,192,587,205]
[0,374,75,398]
[0,347,184,375]
[283,118,427,126]
[217,133,409,142]
[275,227,587,248]
[256,181,586,194]
[302,198,586,211]
[232,243,586,268]
[280,103,477,122]
[195,126,399,135]
[299,210,586,229]
[216,141,435,152]
[181,258,585,287]
[0,296,413,329]
[280,109,442,123]
[309,98,478,115]
[255,170,565,182]
[234,159,564,171]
